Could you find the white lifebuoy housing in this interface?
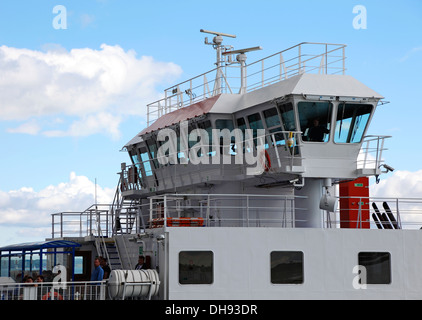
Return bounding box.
[108,269,160,299]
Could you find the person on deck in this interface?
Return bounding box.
[91,257,104,282]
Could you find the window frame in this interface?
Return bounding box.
[333,103,374,144]
[178,250,214,285]
[297,101,334,144]
[270,250,304,285]
[358,251,392,285]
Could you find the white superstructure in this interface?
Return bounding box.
[2,30,421,301]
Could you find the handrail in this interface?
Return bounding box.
[358,135,392,170]
[146,42,346,126]
[50,193,422,237]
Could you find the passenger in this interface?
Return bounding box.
[19,276,35,300]
[99,256,111,279]
[307,118,329,142]
[35,274,48,297]
[135,256,147,270]
[90,257,104,283]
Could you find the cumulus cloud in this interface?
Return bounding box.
[370,170,422,199]
[369,170,422,229]
[0,172,114,227]
[0,44,182,138]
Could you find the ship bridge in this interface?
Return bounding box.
[121,41,389,198]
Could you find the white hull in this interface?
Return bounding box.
[158,227,422,300]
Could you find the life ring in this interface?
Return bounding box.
[42,291,63,300]
[264,150,271,172]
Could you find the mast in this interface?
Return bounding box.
[200,29,236,95]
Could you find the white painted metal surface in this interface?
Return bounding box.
[166,227,422,300]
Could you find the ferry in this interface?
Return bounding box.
[1,29,421,301]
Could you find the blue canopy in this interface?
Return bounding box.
[0,240,81,252]
[0,240,82,281]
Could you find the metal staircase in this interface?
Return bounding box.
[103,238,123,270]
[114,200,139,235]
[94,223,123,271]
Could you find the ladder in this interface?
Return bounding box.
[94,207,123,271]
[103,238,123,270]
[95,236,123,271]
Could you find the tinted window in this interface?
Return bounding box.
[335,104,372,143]
[263,108,281,128]
[179,251,213,284]
[298,101,333,142]
[278,102,296,132]
[358,252,391,284]
[271,251,304,284]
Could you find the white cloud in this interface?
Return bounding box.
[370,170,422,229]
[43,112,122,140]
[6,119,41,135]
[0,44,182,138]
[0,172,114,227]
[370,169,422,199]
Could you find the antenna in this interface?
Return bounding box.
[95,178,98,206]
[200,29,236,95]
[221,46,262,56]
[200,29,236,39]
[223,46,263,94]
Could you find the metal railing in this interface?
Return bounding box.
[0,280,106,300]
[357,135,392,171]
[0,279,158,300]
[50,193,422,238]
[148,193,305,228]
[147,42,346,126]
[245,42,346,92]
[51,204,114,239]
[328,196,422,230]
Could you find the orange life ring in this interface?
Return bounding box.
[264,150,271,172]
[42,291,63,300]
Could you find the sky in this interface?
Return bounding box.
[0,0,421,245]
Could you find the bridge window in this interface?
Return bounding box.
[140,152,153,176]
[334,104,373,143]
[198,120,213,156]
[358,252,391,284]
[247,113,264,131]
[215,119,234,131]
[179,251,213,285]
[278,102,296,132]
[298,101,333,142]
[146,139,160,169]
[247,113,265,147]
[271,251,304,284]
[263,108,284,146]
[236,117,247,140]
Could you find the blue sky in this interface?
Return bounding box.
[0,0,421,244]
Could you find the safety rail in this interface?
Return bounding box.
[0,278,158,300]
[327,196,422,230]
[357,135,392,171]
[0,280,106,300]
[147,42,346,126]
[50,194,422,238]
[51,204,114,239]
[245,42,346,92]
[148,193,305,228]
[147,65,240,126]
